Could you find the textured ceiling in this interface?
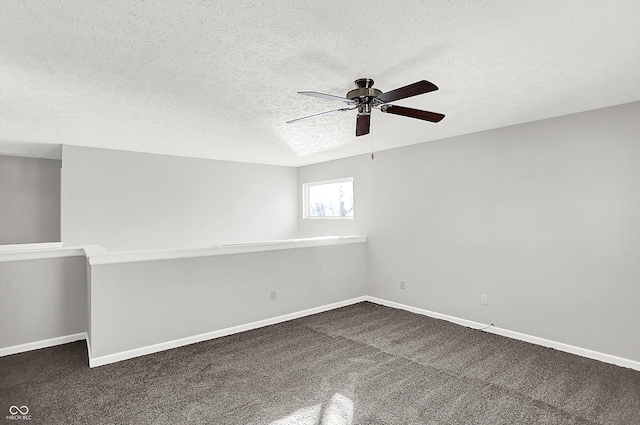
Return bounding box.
[1,0,639,166]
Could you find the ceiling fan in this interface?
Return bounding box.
[286,78,445,137]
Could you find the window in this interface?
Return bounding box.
[303,177,354,219]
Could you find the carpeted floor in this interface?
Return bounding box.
[1,302,639,424]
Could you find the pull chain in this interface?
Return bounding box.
[371,131,375,160]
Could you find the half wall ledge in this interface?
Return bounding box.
[87,235,367,265]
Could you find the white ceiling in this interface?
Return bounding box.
[1,0,639,167]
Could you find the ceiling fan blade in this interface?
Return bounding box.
[375,80,439,104]
[298,91,356,104]
[356,114,371,137]
[382,105,445,122]
[286,107,355,124]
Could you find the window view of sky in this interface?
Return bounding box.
[306,180,353,218]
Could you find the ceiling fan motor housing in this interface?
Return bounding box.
[347,78,382,112]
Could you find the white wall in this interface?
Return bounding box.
[299,102,640,362]
[0,155,61,244]
[61,146,298,251]
[88,241,367,361]
[0,255,87,351]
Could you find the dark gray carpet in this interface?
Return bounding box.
[1,302,639,424]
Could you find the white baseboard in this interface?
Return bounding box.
[365,296,640,371]
[0,332,87,357]
[88,296,368,367]
[4,297,639,372]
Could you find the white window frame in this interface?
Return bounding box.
[302,177,354,220]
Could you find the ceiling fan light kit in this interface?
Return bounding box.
[287,78,445,137]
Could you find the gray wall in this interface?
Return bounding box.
[89,243,367,359]
[0,255,87,349]
[61,145,298,251]
[0,155,61,244]
[299,102,640,361]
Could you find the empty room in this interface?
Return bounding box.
[1,1,639,424]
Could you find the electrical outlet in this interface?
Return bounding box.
[481,294,488,305]
[400,280,406,290]
[270,290,277,301]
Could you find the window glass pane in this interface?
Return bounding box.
[306,179,353,218]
